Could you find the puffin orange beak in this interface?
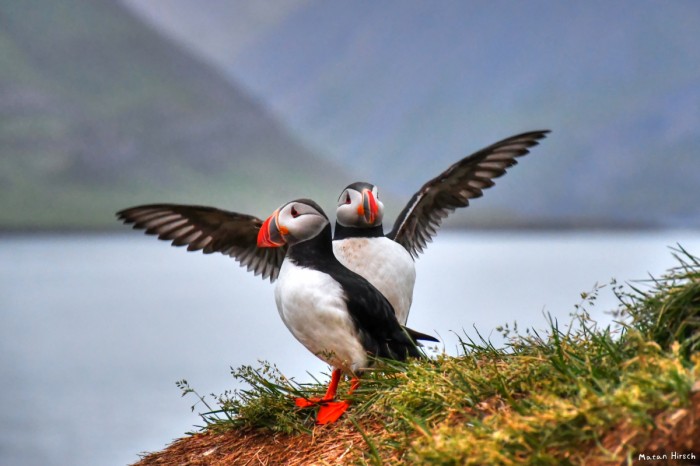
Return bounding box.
[357,189,379,225]
[257,210,287,247]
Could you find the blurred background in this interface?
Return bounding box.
[1,1,699,464]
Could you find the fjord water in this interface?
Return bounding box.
[2,231,700,465]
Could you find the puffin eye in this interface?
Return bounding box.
[291,206,299,218]
[345,193,351,204]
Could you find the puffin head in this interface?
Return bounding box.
[336,182,384,228]
[257,199,329,247]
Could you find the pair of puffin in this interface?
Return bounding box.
[117,130,549,424]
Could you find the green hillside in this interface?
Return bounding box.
[0,0,347,229]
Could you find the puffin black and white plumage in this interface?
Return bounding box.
[117,199,438,424]
[257,199,438,423]
[333,130,550,325]
[334,182,415,325]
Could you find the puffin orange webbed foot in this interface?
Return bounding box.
[316,400,350,424]
[314,376,360,424]
[295,368,343,409]
[295,397,323,408]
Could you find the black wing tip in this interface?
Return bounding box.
[115,211,136,226]
[494,129,551,159]
[115,207,132,221]
[525,129,551,137]
[116,203,158,215]
[522,129,551,142]
[507,129,551,144]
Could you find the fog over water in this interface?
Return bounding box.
[2,231,699,465]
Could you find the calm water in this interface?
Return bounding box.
[2,231,700,465]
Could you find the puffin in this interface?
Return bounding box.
[333,130,550,325]
[257,198,438,423]
[117,199,438,424]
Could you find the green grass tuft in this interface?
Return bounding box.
[614,244,700,357]
[179,246,700,464]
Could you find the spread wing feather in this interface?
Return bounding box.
[116,204,286,281]
[388,130,550,258]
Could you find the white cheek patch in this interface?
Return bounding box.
[284,214,328,243]
[376,201,385,224]
[336,204,361,227]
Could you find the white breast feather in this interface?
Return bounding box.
[274,260,368,373]
[333,237,416,325]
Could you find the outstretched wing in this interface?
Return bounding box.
[116,204,286,281]
[388,130,550,258]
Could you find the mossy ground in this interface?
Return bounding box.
[136,247,700,465]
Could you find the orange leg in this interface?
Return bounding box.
[323,368,342,401]
[316,377,361,425]
[348,377,360,394]
[295,368,342,408]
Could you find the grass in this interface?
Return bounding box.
[173,246,700,465]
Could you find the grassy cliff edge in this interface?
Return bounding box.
[135,247,700,465]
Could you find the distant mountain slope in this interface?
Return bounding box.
[0,0,347,229]
[119,0,309,67]
[122,0,700,228]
